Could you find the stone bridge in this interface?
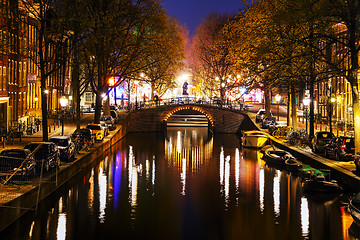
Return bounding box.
[126,104,257,134]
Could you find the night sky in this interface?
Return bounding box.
[164,0,250,36]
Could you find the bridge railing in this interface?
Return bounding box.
[123,97,250,112]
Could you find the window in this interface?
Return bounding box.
[85,92,93,103]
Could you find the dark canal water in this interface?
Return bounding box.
[2,127,359,240]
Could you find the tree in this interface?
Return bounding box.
[19,0,72,141]
[79,0,169,123]
[322,0,360,154]
[141,17,185,99]
[188,13,235,102]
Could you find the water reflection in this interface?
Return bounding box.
[2,128,357,240]
[274,170,281,218]
[301,197,310,236]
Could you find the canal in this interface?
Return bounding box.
[2,127,359,239]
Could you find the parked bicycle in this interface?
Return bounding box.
[286,129,310,148]
[272,126,292,138]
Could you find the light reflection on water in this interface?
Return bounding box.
[2,127,358,240]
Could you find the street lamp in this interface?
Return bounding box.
[275,94,281,121]
[34,96,38,109]
[59,97,68,136]
[134,80,139,109]
[303,98,310,133]
[330,97,336,133]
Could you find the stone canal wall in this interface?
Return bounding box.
[0,123,128,232]
[271,138,360,192]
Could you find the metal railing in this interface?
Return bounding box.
[124,98,250,112]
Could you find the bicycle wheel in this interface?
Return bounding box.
[273,130,281,138]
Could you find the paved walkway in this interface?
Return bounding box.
[1,113,94,150]
[247,110,359,186]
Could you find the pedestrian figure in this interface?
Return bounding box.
[154,95,159,106]
[182,82,188,95]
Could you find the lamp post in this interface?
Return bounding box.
[59,97,68,136]
[275,94,281,121]
[303,98,310,133]
[330,97,336,133]
[134,80,139,109]
[34,96,38,109]
[349,106,353,136]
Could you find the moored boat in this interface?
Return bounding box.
[299,165,328,179]
[242,130,269,149]
[262,146,291,167]
[302,174,342,193]
[285,157,303,172]
[349,193,360,228]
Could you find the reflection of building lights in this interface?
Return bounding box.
[152,157,155,186]
[99,164,107,223]
[180,158,186,195]
[220,147,224,186]
[273,170,280,217]
[224,155,230,207]
[235,148,240,191]
[34,97,38,102]
[259,168,265,213]
[128,146,138,210]
[56,214,66,240]
[44,89,49,94]
[301,197,309,236]
[29,221,35,238]
[177,131,182,153]
[146,160,150,181]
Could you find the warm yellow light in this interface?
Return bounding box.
[275,94,281,102]
[331,97,336,103]
[303,98,310,106]
[60,97,68,107]
[108,77,115,86]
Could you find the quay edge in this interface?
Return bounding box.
[0,122,128,232]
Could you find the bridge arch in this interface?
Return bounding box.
[163,106,214,127]
[126,104,257,133]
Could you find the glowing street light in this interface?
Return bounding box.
[134,80,139,109]
[60,97,69,136]
[303,98,311,133]
[275,94,281,121]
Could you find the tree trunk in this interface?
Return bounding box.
[72,46,81,134]
[94,90,102,124]
[309,77,315,138]
[264,86,271,116]
[287,90,291,126]
[290,84,298,129]
[103,86,110,116]
[41,80,48,142]
[352,84,360,156]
